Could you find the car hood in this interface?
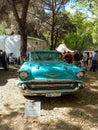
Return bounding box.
[19,60,83,81]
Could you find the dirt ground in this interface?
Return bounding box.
[0,65,98,130]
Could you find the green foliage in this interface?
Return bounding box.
[92,22,98,44]
[0,23,4,35]
[64,0,98,50]
[64,10,94,50]
[42,32,50,48]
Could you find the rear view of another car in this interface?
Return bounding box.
[18,50,85,97]
[0,50,8,70]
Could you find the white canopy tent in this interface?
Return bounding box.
[56,43,74,53]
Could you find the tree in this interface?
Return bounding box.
[65,10,93,50]
[71,0,98,49]
[5,0,30,63]
[0,0,49,62]
[0,0,76,54]
[40,0,73,50]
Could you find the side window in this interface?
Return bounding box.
[57,53,62,60]
[48,54,52,60]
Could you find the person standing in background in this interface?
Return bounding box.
[83,52,88,70]
[90,50,98,72]
[73,50,80,66]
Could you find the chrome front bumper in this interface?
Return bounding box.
[18,80,84,97]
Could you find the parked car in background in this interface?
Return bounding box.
[0,50,8,70]
[18,50,85,97]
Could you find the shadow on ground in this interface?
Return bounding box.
[0,65,19,86]
[0,102,82,130]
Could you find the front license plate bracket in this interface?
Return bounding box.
[46,93,61,97]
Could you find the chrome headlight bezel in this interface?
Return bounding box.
[19,71,28,79]
[76,71,85,78]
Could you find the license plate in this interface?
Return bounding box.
[46,93,61,97]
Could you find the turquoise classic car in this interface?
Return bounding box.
[18,50,84,97]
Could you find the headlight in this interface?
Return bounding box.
[76,71,84,78]
[19,71,28,79]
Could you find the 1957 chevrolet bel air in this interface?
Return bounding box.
[18,50,84,97]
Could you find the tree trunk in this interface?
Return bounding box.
[50,29,54,50]
[5,0,30,64]
[50,0,55,50]
[20,32,27,64]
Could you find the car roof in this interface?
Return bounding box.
[29,50,61,53]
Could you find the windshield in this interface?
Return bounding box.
[31,51,63,61]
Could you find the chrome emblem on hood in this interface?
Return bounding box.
[43,73,61,77]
